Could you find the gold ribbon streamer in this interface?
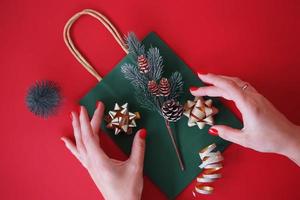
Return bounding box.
[193,143,223,196]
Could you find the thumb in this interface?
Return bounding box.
[129,129,147,167]
[209,125,245,146]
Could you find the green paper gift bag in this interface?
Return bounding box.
[64,9,242,199]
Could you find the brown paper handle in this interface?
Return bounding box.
[63,9,129,82]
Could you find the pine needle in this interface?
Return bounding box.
[147,47,164,81]
[126,32,145,59]
[169,72,183,100]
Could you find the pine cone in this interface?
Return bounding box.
[161,99,183,122]
[148,80,160,96]
[159,78,170,96]
[137,55,149,74]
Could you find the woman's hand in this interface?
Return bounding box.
[190,73,300,165]
[61,102,146,200]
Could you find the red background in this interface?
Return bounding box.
[1,0,300,199]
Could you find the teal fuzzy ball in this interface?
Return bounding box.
[26,80,61,118]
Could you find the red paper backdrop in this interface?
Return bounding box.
[1,0,300,199]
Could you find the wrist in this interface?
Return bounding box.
[126,188,142,200]
[103,193,140,200]
[101,188,141,200]
[281,124,300,166]
[126,194,141,200]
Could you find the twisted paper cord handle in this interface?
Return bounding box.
[63,9,129,82]
[193,143,223,196]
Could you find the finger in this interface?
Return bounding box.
[220,75,243,84]
[71,111,86,153]
[197,73,248,110]
[129,129,147,167]
[190,84,246,112]
[190,86,231,100]
[61,137,88,168]
[220,75,257,92]
[198,73,240,92]
[110,158,124,165]
[91,101,105,135]
[80,106,98,148]
[61,137,81,161]
[209,125,246,146]
[80,106,94,140]
[80,106,108,159]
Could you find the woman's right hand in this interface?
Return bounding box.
[61,102,146,200]
[190,73,300,166]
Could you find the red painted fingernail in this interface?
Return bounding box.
[80,106,84,113]
[70,112,73,120]
[96,101,102,108]
[197,70,207,76]
[139,129,147,139]
[208,128,218,136]
[189,86,198,92]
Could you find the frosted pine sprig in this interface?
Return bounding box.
[121,32,183,114]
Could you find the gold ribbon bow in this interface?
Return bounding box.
[104,103,140,135]
[183,97,218,129]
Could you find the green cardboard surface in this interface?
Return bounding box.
[80,32,242,199]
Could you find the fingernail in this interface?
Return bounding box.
[96,101,102,108]
[70,112,73,120]
[60,137,66,143]
[209,128,218,136]
[197,70,207,76]
[80,106,84,113]
[139,129,147,139]
[189,86,198,92]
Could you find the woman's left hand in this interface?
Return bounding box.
[61,101,147,200]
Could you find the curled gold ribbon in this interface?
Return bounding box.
[193,143,223,196]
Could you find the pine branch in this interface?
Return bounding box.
[169,71,183,100]
[121,63,148,88]
[126,32,145,59]
[135,85,161,113]
[122,32,184,114]
[123,32,185,171]
[121,63,161,112]
[147,47,164,81]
